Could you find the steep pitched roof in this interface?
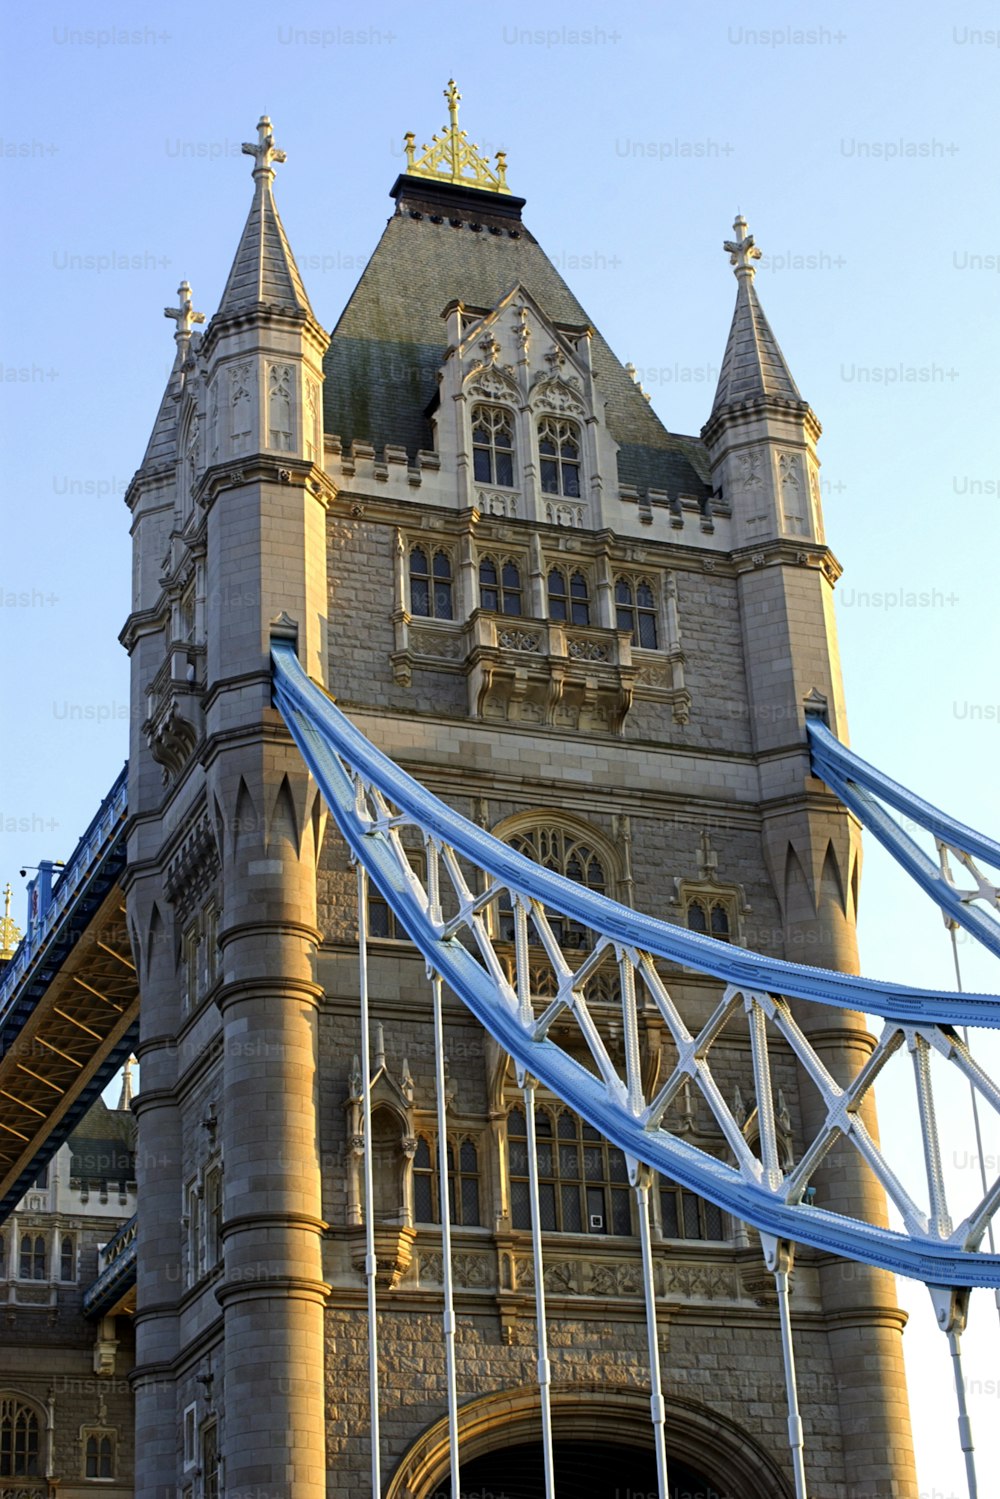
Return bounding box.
[217,173,314,318]
[323,178,711,499]
[711,224,801,412]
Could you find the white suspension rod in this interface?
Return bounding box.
[432,974,461,1499]
[356,865,381,1499]
[634,1169,669,1498]
[764,1236,808,1499]
[523,1079,556,1498]
[950,926,1000,1322]
[948,1327,978,1499]
[931,1286,980,1499]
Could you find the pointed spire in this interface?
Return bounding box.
[117,1055,135,1111]
[711,214,801,414]
[216,115,315,319]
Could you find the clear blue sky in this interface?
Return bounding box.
[3,3,999,1491]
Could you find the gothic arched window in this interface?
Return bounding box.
[479,555,523,616]
[685,896,733,943]
[84,1431,115,1479]
[0,1398,40,1478]
[409,546,455,621]
[615,576,658,649]
[538,417,581,498]
[59,1233,75,1282]
[547,567,591,626]
[19,1235,45,1281]
[472,405,516,487]
[412,1135,482,1226]
[507,1105,631,1235]
[497,824,609,951]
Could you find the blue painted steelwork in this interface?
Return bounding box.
[0,765,135,1225]
[808,719,1000,959]
[271,642,1000,1287]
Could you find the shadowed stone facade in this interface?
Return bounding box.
[119,96,918,1498]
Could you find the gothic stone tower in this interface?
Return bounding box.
[121,91,917,1498]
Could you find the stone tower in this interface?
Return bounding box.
[121,90,917,1498]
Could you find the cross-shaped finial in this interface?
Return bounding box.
[445,79,461,130]
[163,281,205,342]
[242,115,287,180]
[724,213,762,279]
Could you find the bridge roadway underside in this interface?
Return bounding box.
[0,879,139,1218]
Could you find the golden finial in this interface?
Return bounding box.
[403,79,511,195]
[0,884,22,962]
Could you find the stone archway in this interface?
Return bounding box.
[385,1384,794,1499]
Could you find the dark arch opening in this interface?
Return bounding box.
[437,1439,727,1499]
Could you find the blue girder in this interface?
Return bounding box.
[272,643,1000,1287]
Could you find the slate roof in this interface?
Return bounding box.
[711,273,801,412]
[217,175,315,318]
[323,177,712,500]
[68,1097,135,1181]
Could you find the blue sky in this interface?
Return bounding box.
[3,2,999,1491]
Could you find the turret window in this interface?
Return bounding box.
[547,567,590,625]
[615,576,658,649]
[479,556,523,616]
[409,548,454,620]
[538,417,581,498]
[472,405,515,487]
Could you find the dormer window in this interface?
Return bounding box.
[472,405,515,487]
[538,417,581,498]
[479,555,523,616]
[547,567,590,626]
[409,547,454,620]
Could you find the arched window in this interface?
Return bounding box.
[547,568,590,626]
[685,896,733,943]
[412,1136,482,1226]
[19,1235,45,1281]
[472,405,515,487]
[0,1398,40,1478]
[614,576,658,649]
[507,1106,631,1235]
[497,824,608,950]
[59,1233,75,1282]
[84,1431,115,1479]
[538,417,581,497]
[409,547,454,620]
[479,556,523,616]
[659,1180,725,1241]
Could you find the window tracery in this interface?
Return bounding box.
[506,1105,631,1235]
[479,555,523,616]
[471,404,516,487]
[412,1135,482,1226]
[614,576,659,649]
[408,547,455,621]
[0,1398,41,1479]
[546,567,591,626]
[538,417,581,498]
